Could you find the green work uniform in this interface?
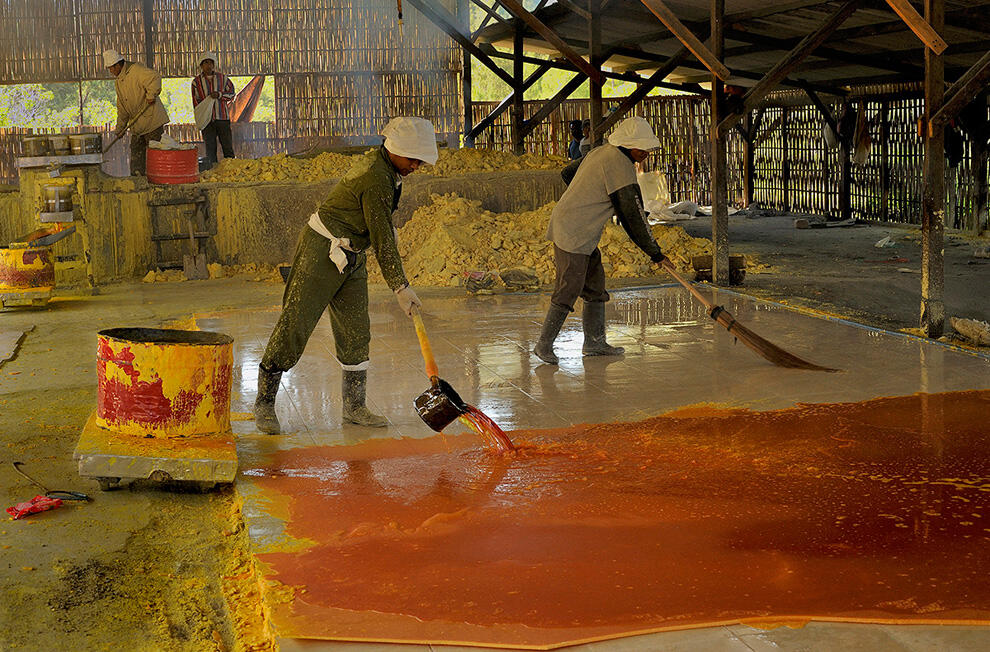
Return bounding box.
[261,147,408,373]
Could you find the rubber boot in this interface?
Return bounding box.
[534,304,569,365]
[582,301,625,356]
[254,367,282,435]
[342,370,388,428]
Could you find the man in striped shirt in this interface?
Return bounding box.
[191,52,236,168]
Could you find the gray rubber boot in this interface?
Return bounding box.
[342,370,388,428]
[254,367,282,435]
[582,301,625,356]
[534,304,569,365]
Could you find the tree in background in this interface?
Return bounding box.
[0,84,79,128]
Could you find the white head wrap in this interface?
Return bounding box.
[607,116,661,150]
[382,117,439,165]
[200,52,217,66]
[102,49,124,68]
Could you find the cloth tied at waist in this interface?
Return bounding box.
[307,212,359,273]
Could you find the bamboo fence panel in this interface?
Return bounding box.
[0,0,80,83]
[77,0,147,78]
[153,0,275,77]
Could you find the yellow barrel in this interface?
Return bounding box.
[96,328,233,438]
[0,246,55,291]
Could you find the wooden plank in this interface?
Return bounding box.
[800,83,838,141]
[885,0,948,55]
[717,0,862,136]
[598,47,690,134]
[920,0,945,337]
[710,0,729,286]
[589,0,604,146]
[930,51,990,129]
[405,0,515,87]
[512,25,525,155]
[468,61,552,141]
[639,0,731,81]
[497,0,604,83]
[520,73,586,139]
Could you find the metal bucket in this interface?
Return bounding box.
[414,378,467,432]
[69,133,102,155]
[42,183,73,213]
[48,134,70,155]
[22,135,51,157]
[96,328,233,438]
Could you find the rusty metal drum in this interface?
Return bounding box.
[0,246,55,292]
[69,133,102,154]
[96,328,233,438]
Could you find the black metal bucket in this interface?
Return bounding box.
[414,378,467,432]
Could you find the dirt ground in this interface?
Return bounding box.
[0,214,986,651]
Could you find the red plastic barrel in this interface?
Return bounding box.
[146,148,199,184]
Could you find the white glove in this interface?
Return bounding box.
[394,284,421,317]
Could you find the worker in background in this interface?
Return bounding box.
[579,119,592,156]
[535,116,667,365]
[104,49,169,176]
[192,52,236,168]
[567,119,583,160]
[254,117,437,434]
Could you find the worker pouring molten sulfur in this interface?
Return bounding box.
[254,117,437,434]
[535,116,668,365]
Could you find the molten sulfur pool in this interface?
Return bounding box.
[248,390,990,649]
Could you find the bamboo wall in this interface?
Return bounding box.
[472,94,988,227]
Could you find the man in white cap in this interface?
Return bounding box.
[535,116,668,365]
[191,52,236,168]
[254,117,437,434]
[103,49,169,176]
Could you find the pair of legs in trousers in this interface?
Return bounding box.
[254,228,386,434]
[202,119,234,168]
[534,245,624,365]
[129,125,165,176]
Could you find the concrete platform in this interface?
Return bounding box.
[195,285,990,651]
[73,411,238,489]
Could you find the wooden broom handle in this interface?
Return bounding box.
[411,307,439,382]
[661,259,716,312]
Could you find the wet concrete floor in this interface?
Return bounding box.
[196,286,990,650]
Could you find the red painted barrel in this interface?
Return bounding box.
[146,148,199,184]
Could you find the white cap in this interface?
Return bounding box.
[199,52,217,66]
[607,116,660,150]
[382,117,439,165]
[102,49,124,68]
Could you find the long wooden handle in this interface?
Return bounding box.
[411,308,439,381]
[103,102,153,153]
[661,259,716,311]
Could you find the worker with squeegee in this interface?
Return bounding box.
[254,117,437,434]
[103,49,169,176]
[535,116,668,365]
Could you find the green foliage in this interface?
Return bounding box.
[0,84,79,128]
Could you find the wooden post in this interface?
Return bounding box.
[921,0,945,337]
[974,137,988,233]
[711,0,729,286]
[839,105,852,221]
[588,0,604,146]
[460,0,473,147]
[143,0,155,68]
[880,100,890,223]
[742,111,754,207]
[512,25,525,155]
[781,107,790,212]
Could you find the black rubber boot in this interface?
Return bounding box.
[582,301,625,356]
[254,366,282,435]
[342,370,388,428]
[534,304,569,365]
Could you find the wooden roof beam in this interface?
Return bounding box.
[930,51,990,129]
[467,61,553,141]
[520,73,586,139]
[495,0,605,83]
[639,0,731,81]
[884,0,948,55]
[717,0,863,136]
[405,0,516,87]
[598,47,691,133]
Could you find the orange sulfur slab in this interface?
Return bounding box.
[245,391,990,649]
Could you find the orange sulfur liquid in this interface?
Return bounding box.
[250,390,990,648]
[458,404,515,452]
